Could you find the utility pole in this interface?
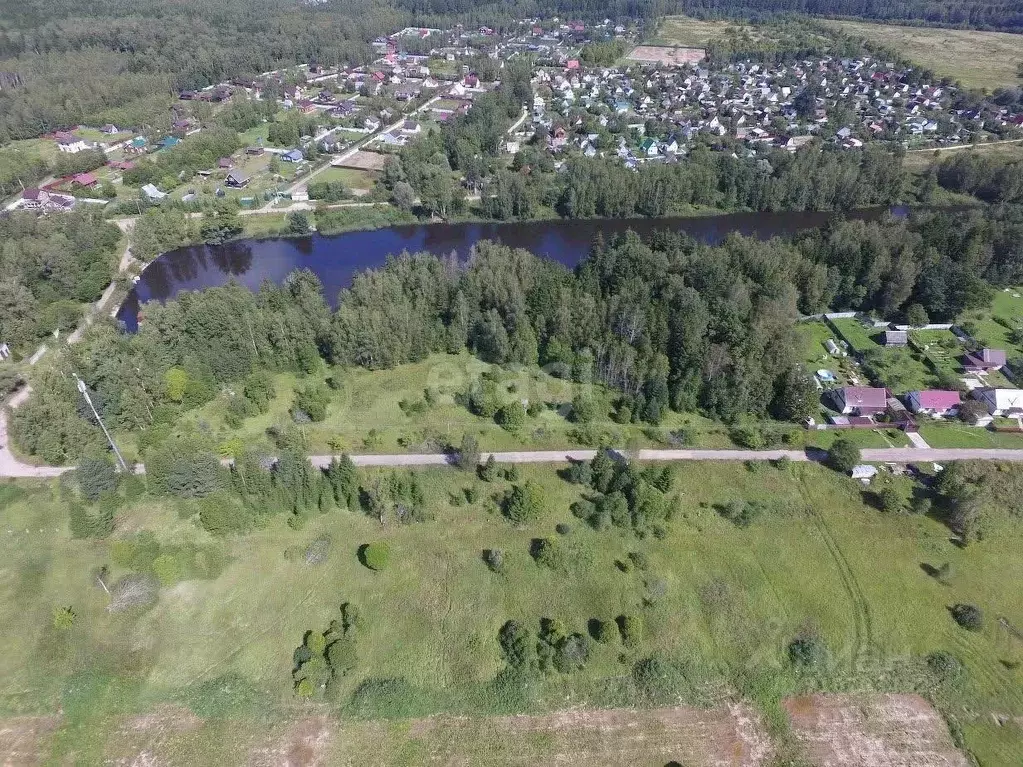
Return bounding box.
[73,373,129,473]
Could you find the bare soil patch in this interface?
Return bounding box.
[627,45,706,65]
[0,693,968,765]
[0,715,59,767]
[784,693,970,766]
[332,151,388,171]
[344,704,774,766]
[248,715,337,767]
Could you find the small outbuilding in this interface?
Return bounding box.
[882,330,908,347]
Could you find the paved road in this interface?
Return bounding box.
[321,447,1023,468]
[7,444,1023,480]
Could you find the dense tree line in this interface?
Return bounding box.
[0,210,121,351]
[935,150,1023,204]
[0,0,400,141]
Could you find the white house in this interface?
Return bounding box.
[976,388,1023,417]
[55,132,90,154]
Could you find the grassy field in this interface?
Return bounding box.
[917,422,1023,448]
[109,352,931,461]
[960,286,1023,364]
[114,354,745,460]
[649,16,760,48]
[825,20,1023,91]
[828,318,880,354]
[0,458,1021,763]
[317,165,379,191]
[904,141,1023,174]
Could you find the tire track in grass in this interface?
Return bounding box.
[944,627,1022,709]
[807,508,874,672]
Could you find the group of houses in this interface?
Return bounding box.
[528,53,1022,164]
[831,346,1023,426]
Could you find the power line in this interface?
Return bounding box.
[73,373,130,473]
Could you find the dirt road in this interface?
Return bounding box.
[5,443,1023,479]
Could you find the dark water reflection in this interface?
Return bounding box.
[118,207,912,330]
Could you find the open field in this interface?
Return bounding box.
[961,286,1023,363]
[626,45,706,65]
[825,20,1023,91]
[334,149,389,171]
[316,165,378,191]
[0,458,1021,762]
[649,16,746,48]
[904,141,1023,174]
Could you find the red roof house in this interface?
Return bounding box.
[72,172,98,187]
[907,390,961,416]
[834,386,888,416]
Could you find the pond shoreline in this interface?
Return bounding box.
[118,205,966,330]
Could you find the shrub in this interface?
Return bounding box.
[730,425,766,449]
[327,636,358,677]
[359,542,390,571]
[198,492,254,535]
[455,433,480,471]
[826,438,861,474]
[293,382,330,422]
[787,636,827,668]
[483,548,505,573]
[496,402,525,430]
[530,537,564,570]
[926,651,965,683]
[570,392,598,423]
[627,551,649,571]
[152,553,182,586]
[243,371,276,413]
[503,482,544,524]
[617,614,643,647]
[877,484,908,514]
[719,499,763,528]
[145,437,225,498]
[554,633,590,672]
[52,605,76,630]
[498,620,532,669]
[76,454,119,501]
[592,619,616,644]
[951,603,983,631]
[555,522,571,535]
[632,654,687,702]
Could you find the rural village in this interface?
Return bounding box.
[4,17,1023,469]
[7,17,1023,215]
